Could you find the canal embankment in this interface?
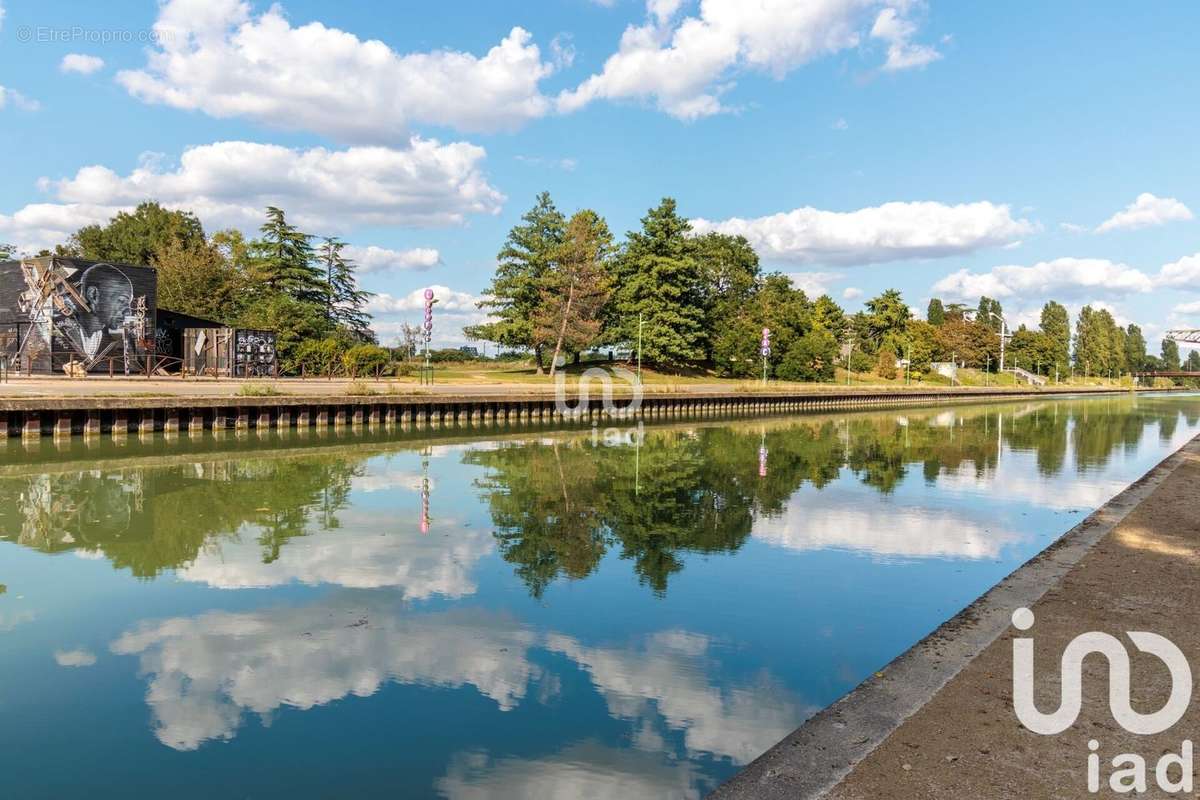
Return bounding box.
[0,383,1179,438]
[713,432,1200,800]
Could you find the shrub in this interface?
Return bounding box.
[294,337,348,377]
[344,381,378,396]
[343,344,392,378]
[238,383,286,397]
[776,329,838,382]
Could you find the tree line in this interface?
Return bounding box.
[472,192,1195,380]
[25,201,385,374]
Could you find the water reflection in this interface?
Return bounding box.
[0,396,1195,596]
[1,394,1198,798]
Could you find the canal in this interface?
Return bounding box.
[0,393,1197,798]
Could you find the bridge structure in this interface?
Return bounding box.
[1132,329,1200,381]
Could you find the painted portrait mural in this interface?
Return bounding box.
[4,257,156,374]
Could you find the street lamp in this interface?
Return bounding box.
[989,310,1011,375]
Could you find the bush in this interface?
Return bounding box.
[343,344,392,378]
[344,381,378,396]
[428,348,474,363]
[294,337,348,377]
[776,329,838,382]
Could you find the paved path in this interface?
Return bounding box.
[716,435,1200,799]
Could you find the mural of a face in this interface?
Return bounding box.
[80,264,134,331]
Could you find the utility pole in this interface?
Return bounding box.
[986,353,991,386]
[845,335,855,386]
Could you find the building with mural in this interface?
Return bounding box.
[0,256,276,376]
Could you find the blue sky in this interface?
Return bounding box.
[1,0,1198,350]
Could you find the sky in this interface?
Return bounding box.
[1,0,1198,352]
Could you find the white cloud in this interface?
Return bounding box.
[54,648,97,667]
[1059,222,1088,234]
[546,630,807,765]
[754,495,1023,559]
[179,509,494,598]
[558,0,939,120]
[438,743,704,800]
[112,603,540,750]
[842,286,863,300]
[367,285,482,315]
[0,138,504,252]
[1156,253,1200,289]
[60,54,105,75]
[932,257,1155,302]
[343,245,440,274]
[832,117,849,130]
[117,0,556,141]
[870,7,941,71]
[514,155,578,171]
[1096,192,1193,233]
[0,85,39,112]
[692,201,1034,266]
[784,271,842,296]
[0,2,5,31]
[1172,300,1200,316]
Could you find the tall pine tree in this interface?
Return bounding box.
[469,192,566,372]
[318,237,375,342]
[250,207,326,305]
[608,198,706,368]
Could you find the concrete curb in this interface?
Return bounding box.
[710,432,1200,800]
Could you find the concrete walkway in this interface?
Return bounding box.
[716,435,1200,799]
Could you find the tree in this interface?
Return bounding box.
[1124,324,1147,372]
[1040,301,1071,375]
[926,298,946,326]
[469,192,566,373]
[811,295,847,340]
[0,243,14,260]
[875,343,898,380]
[152,237,242,322]
[608,198,706,368]
[976,296,1004,332]
[776,328,838,382]
[249,207,326,306]
[318,237,375,342]
[692,232,760,359]
[71,201,206,265]
[865,289,911,347]
[1185,350,1200,372]
[1074,305,1123,376]
[1007,327,1056,374]
[903,319,938,373]
[1162,338,1182,371]
[533,210,614,375]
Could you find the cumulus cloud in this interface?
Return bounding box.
[932,257,1155,302]
[1156,253,1200,289]
[60,54,105,75]
[111,603,540,750]
[343,245,440,274]
[870,7,941,71]
[0,138,504,252]
[1173,300,1200,315]
[557,0,940,120]
[1096,192,1193,233]
[0,85,39,112]
[691,201,1033,266]
[842,286,863,300]
[367,285,482,315]
[54,648,98,667]
[785,271,842,297]
[116,0,556,141]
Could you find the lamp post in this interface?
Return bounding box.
[636,312,644,386]
[989,310,1010,375]
[760,327,771,386]
[845,335,855,386]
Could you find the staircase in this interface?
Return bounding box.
[1006,367,1047,386]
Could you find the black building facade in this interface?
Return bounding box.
[0,256,157,374]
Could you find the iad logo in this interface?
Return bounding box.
[553,362,642,420]
[1011,607,1194,793]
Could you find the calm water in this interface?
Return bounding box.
[1,394,1198,798]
